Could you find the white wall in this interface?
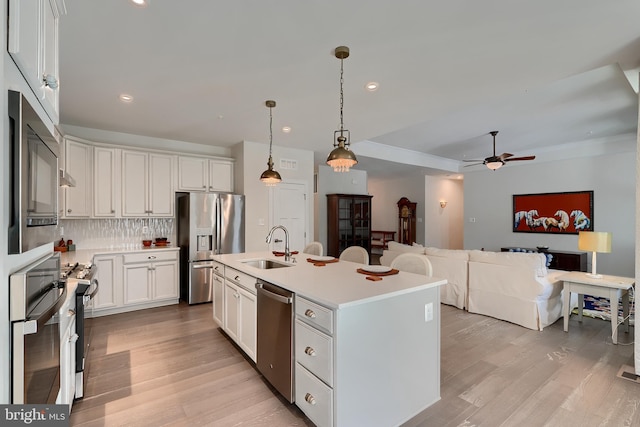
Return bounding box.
[233,140,315,252]
[464,149,636,277]
[368,173,426,245]
[424,176,464,249]
[315,165,368,251]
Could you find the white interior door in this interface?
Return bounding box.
[271,181,308,253]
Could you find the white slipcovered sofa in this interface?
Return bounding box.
[380,242,568,331]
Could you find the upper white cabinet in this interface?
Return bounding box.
[122,150,174,217]
[63,138,92,218]
[8,0,64,124]
[93,146,118,217]
[178,156,234,193]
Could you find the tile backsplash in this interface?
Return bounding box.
[59,218,175,250]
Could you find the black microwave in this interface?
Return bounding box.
[8,90,59,254]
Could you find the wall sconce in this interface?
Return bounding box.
[439,201,447,208]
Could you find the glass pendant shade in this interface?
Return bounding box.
[260,100,281,186]
[486,161,503,170]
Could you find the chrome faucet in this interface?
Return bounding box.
[266,225,291,262]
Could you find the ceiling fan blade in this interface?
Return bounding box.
[498,153,514,160]
[463,162,484,167]
[504,155,535,162]
[462,159,485,162]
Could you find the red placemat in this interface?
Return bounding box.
[356,268,399,276]
[272,251,299,256]
[307,258,339,266]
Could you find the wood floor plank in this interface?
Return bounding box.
[70,301,639,427]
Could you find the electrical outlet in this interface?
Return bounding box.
[60,226,64,236]
[425,302,433,322]
[142,226,149,234]
[469,217,476,223]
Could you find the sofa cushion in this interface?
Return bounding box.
[425,247,470,261]
[468,250,548,277]
[387,241,425,253]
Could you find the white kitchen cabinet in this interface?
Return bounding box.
[8,0,64,123]
[177,156,234,192]
[123,251,179,307]
[93,255,119,313]
[212,261,225,327]
[59,315,77,409]
[63,138,92,218]
[223,267,256,362]
[122,150,174,217]
[93,146,118,217]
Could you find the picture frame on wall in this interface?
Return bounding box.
[513,190,594,234]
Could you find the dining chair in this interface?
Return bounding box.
[339,246,369,265]
[303,241,323,256]
[390,252,433,276]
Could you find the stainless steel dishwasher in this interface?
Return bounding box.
[256,279,295,403]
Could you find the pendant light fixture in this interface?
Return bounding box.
[326,45,358,172]
[259,100,282,186]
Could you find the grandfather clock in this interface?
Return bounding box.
[397,197,417,245]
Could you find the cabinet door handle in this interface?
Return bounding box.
[304,309,316,319]
[234,275,240,281]
[304,393,316,405]
[148,256,156,260]
[304,346,316,356]
[111,209,115,214]
[67,209,72,213]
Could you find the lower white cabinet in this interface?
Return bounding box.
[212,262,225,327]
[58,287,77,410]
[92,249,179,317]
[123,251,179,306]
[222,267,257,362]
[93,255,119,313]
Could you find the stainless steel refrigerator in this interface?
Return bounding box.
[177,192,245,304]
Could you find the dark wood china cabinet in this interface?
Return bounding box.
[327,194,372,257]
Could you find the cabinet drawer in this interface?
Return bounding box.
[225,267,257,294]
[123,250,178,264]
[295,363,333,427]
[295,319,333,387]
[212,260,224,277]
[296,297,333,334]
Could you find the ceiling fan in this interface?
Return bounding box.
[463,131,535,170]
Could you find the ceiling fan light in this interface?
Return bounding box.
[486,161,503,170]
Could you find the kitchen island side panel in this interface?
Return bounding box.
[334,285,441,426]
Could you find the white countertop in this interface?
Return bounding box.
[213,251,446,309]
[59,246,179,265]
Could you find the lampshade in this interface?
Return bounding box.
[578,231,611,278]
[578,231,612,253]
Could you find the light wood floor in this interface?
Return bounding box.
[70,302,638,427]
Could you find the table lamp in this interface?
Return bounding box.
[578,231,612,279]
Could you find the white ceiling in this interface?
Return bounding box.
[58,0,640,179]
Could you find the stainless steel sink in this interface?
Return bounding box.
[241,259,291,269]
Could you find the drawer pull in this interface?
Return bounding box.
[304,309,316,319]
[305,393,316,405]
[304,346,316,356]
[235,275,240,281]
[148,256,156,260]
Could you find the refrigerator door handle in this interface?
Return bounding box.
[193,264,214,269]
[216,197,222,254]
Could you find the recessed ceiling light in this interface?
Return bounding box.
[282,126,291,133]
[131,0,148,7]
[119,94,134,103]
[365,82,379,92]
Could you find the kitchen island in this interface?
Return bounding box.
[213,251,446,427]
